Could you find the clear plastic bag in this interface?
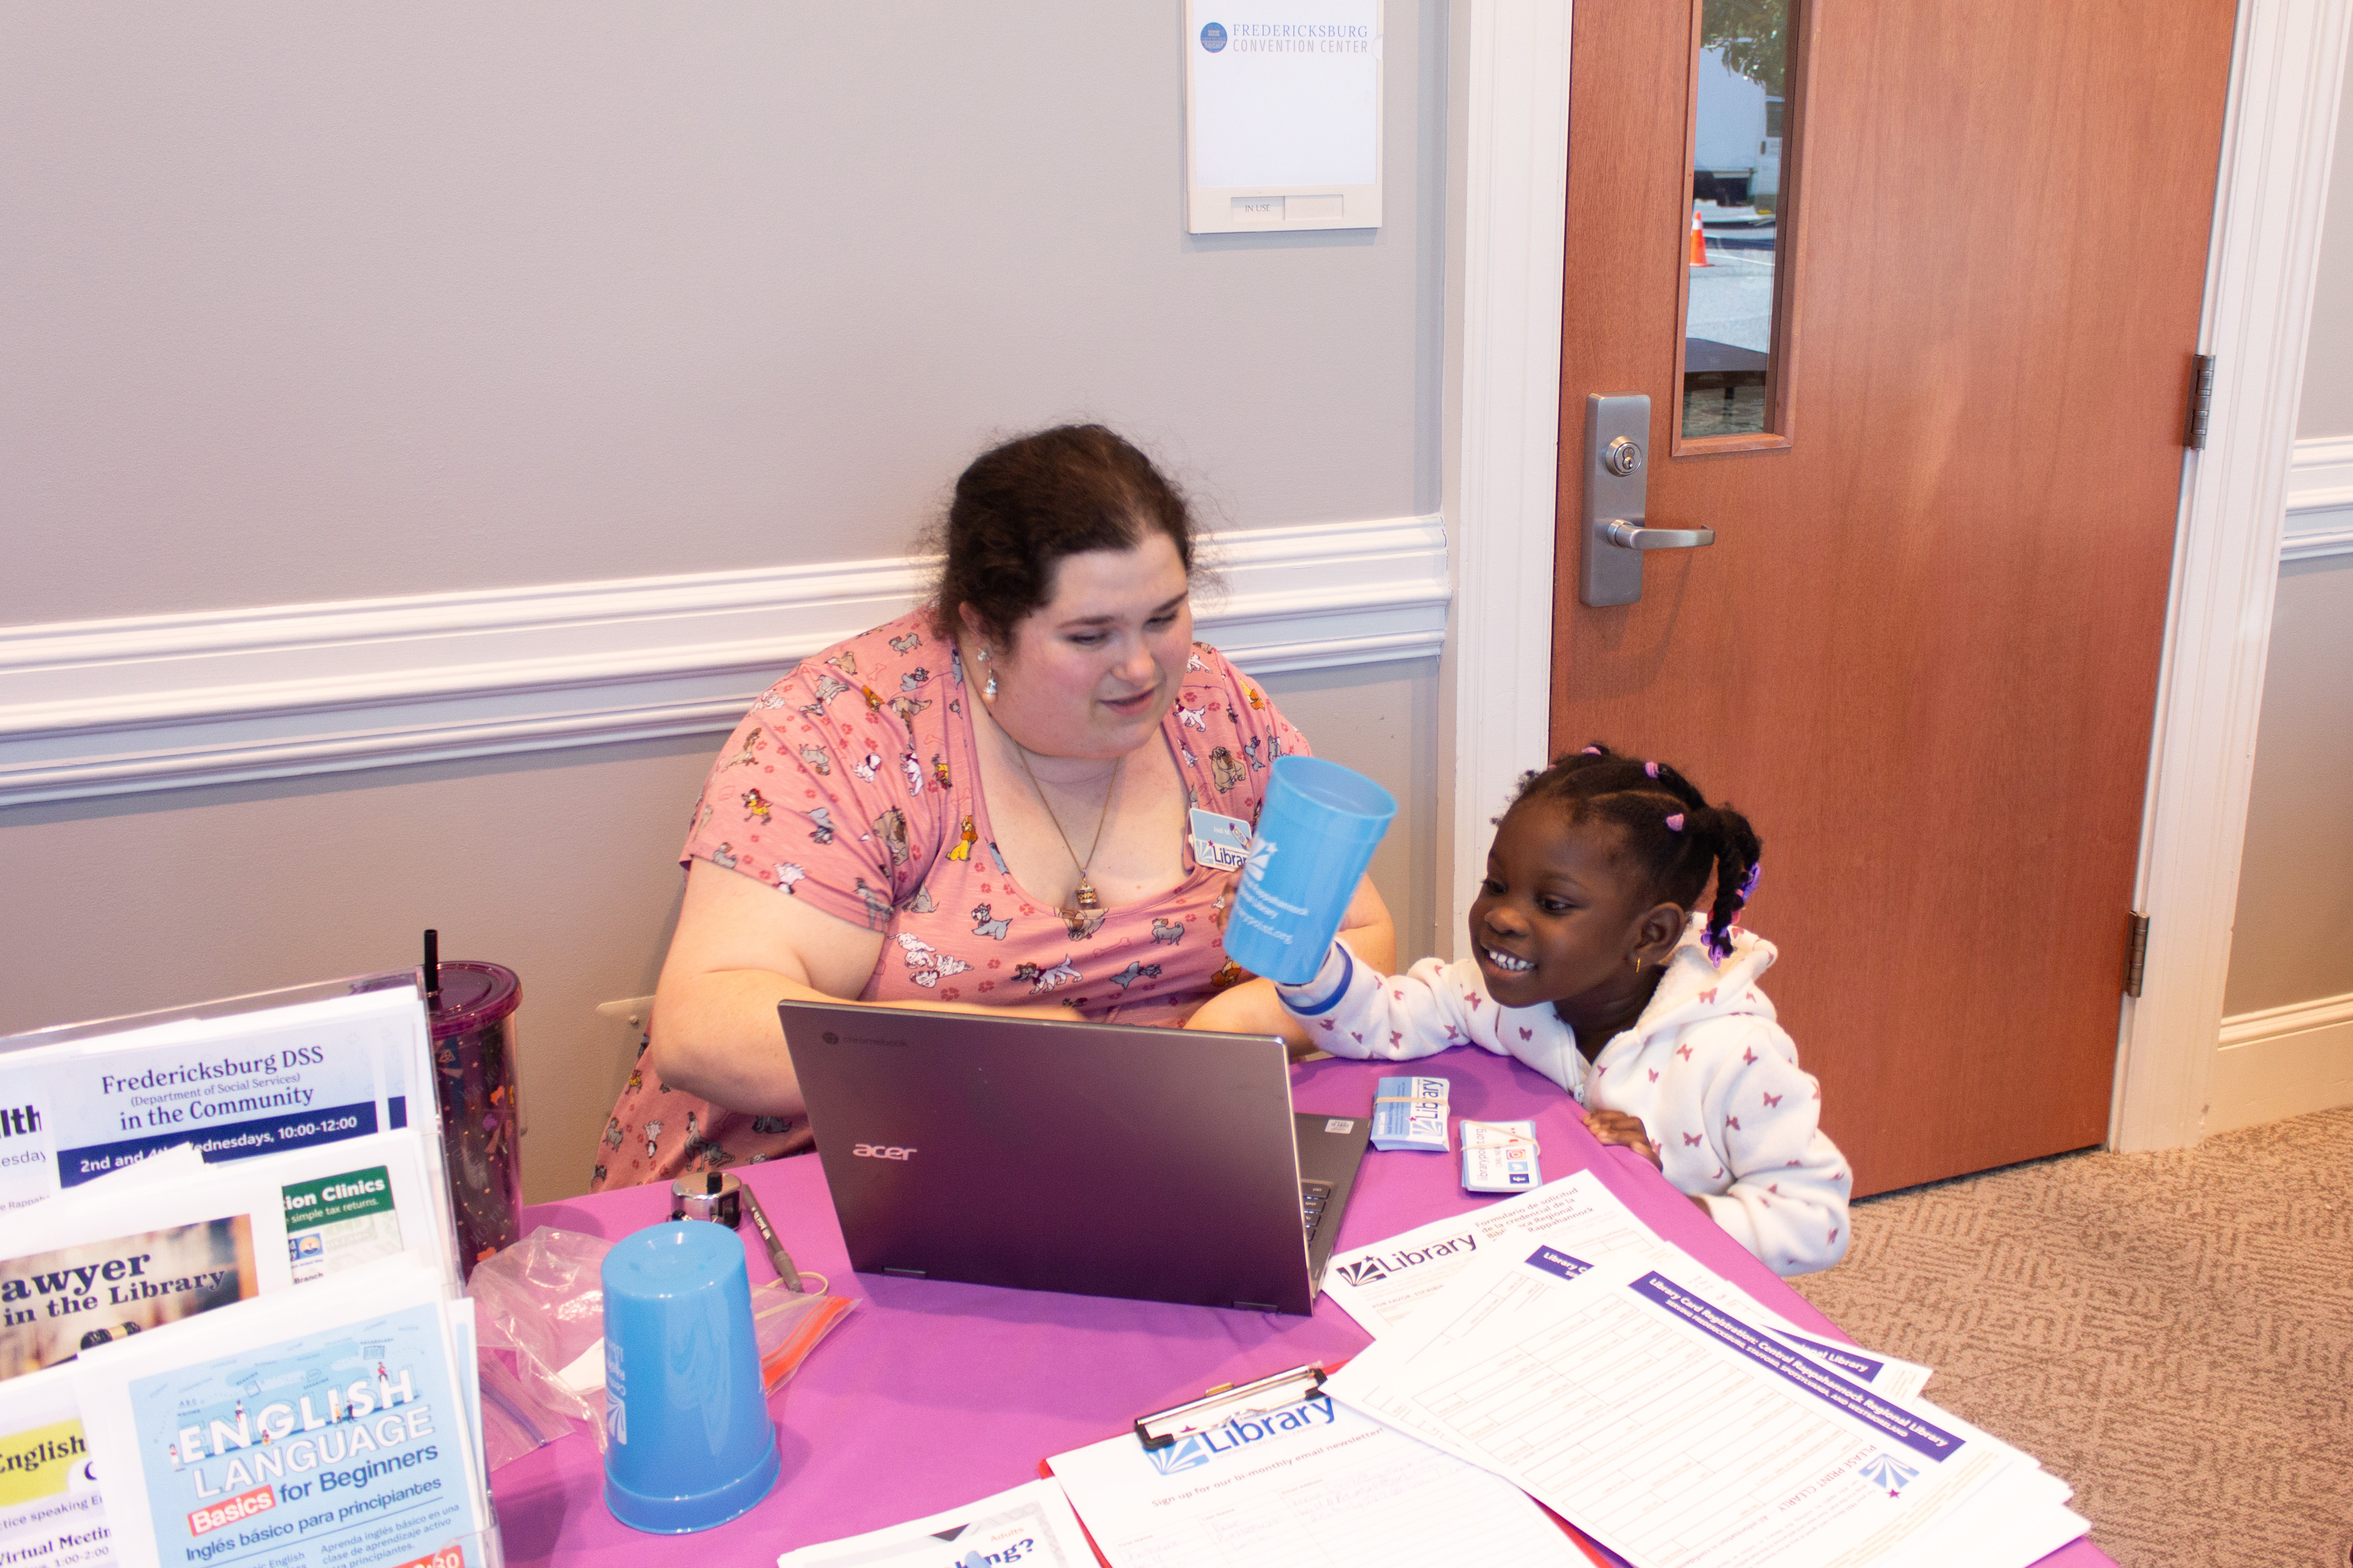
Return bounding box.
[469,1227,612,1470]
[468,1225,857,1470]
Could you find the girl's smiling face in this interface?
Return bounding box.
[1469,801,1687,1028]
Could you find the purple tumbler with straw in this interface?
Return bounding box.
[422,931,524,1277]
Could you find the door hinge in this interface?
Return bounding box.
[2124,911,2152,997]
[2184,355,2216,449]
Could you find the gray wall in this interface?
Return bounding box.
[0,4,1450,1202]
[0,2,1443,625]
[1261,659,1442,963]
[0,740,714,1204]
[2297,28,2353,440]
[2225,557,2353,1015]
[2227,30,2353,1018]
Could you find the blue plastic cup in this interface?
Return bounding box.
[601,1221,781,1533]
[1224,756,1398,985]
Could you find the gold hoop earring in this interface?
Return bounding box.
[1629,952,1645,973]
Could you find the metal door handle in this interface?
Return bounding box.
[1605,520,1716,550]
[1581,393,1726,605]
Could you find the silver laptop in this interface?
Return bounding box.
[779,1000,1371,1316]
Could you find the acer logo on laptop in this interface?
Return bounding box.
[851,1143,916,1161]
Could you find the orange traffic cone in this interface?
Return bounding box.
[1689,203,1711,266]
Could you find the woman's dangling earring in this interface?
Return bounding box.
[976,646,997,702]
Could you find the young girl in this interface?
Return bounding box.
[1274,745,1850,1276]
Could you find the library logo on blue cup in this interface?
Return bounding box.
[1224,756,1397,986]
[601,1220,780,1533]
[1200,20,1228,51]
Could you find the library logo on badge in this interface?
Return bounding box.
[1148,1435,1212,1476]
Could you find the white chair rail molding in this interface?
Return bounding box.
[0,515,1448,807]
[2283,432,2353,559]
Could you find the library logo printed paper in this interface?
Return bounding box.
[1145,1436,1211,1477]
[1521,1247,1591,1283]
[1334,1230,1477,1290]
[1140,1393,1340,1482]
[1858,1453,1920,1497]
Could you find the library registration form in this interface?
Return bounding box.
[1324,1243,2084,1568]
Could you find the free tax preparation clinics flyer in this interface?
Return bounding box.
[100,1302,477,1568]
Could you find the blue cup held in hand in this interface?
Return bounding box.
[1223,756,1398,985]
[602,1221,781,1533]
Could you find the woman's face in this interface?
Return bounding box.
[980,532,1193,761]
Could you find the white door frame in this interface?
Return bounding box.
[1438,0,2352,1154]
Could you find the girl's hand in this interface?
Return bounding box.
[1585,1109,1663,1171]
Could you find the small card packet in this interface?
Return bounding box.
[1458,1117,1542,1192]
[1372,1075,1451,1152]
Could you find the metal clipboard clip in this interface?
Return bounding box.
[1133,1363,1327,1450]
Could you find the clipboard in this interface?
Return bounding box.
[1132,1362,1327,1449]
[1039,1362,1619,1568]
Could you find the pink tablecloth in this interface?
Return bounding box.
[491,1048,2111,1566]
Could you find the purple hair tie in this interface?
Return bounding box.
[1703,926,1736,964]
[1643,761,1661,778]
[1664,812,1685,831]
[1736,859,1763,904]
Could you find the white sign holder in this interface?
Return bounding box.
[1184,0,1383,234]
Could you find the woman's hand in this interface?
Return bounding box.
[1585,1108,1663,1170]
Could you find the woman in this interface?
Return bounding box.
[592,425,1393,1187]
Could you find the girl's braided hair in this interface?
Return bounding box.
[1509,743,1763,964]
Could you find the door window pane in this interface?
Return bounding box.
[1683,0,1796,441]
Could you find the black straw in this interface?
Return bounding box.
[423,929,441,1003]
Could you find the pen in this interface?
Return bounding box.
[737,1180,805,1293]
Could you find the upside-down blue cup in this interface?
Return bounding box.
[1224,756,1398,985]
[602,1221,780,1533]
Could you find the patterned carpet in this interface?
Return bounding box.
[1791,1106,2353,1567]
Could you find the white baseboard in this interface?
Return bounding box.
[2206,991,2353,1133]
[2284,434,2353,560]
[0,514,1448,806]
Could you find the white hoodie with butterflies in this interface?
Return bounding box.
[1276,913,1851,1275]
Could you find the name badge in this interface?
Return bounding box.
[1189,807,1253,871]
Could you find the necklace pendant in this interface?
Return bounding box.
[1071,878,1103,912]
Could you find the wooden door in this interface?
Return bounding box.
[1552,0,2238,1195]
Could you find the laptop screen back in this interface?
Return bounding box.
[781,1000,1320,1314]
